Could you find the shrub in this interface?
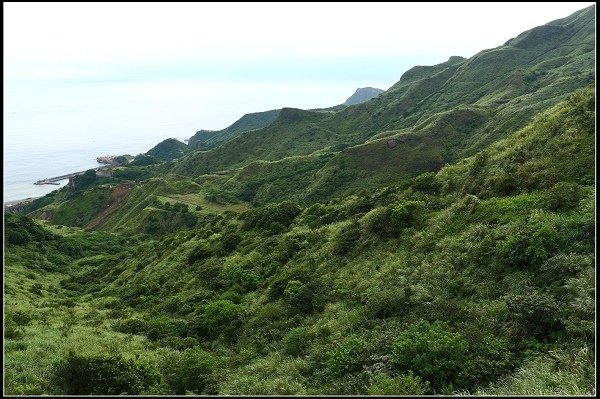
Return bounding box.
[545,182,584,211]
[458,335,517,387]
[71,169,98,189]
[326,335,370,377]
[164,348,219,394]
[145,316,188,340]
[504,288,560,340]
[408,172,441,194]
[4,213,53,245]
[53,352,161,395]
[362,201,426,238]
[525,224,559,268]
[285,279,328,314]
[221,263,260,293]
[201,299,245,341]
[187,241,214,265]
[242,200,302,231]
[362,206,396,237]
[536,254,593,288]
[4,320,24,340]
[7,310,32,327]
[368,372,430,395]
[282,327,313,357]
[218,230,242,254]
[331,221,361,255]
[391,320,468,390]
[113,318,146,335]
[364,287,409,319]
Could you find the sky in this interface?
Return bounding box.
[3,2,594,86]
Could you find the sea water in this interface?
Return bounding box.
[3,77,357,203]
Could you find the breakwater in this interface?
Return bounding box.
[34,166,109,185]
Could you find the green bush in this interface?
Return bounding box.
[503,288,560,340]
[72,169,98,189]
[282,327,313,357]
[362,206,396,237]
[164,348,219,394]
[364,287,410,319]
[326,335,370,376]
[187,241,214,265]
[4,213,54,245]
[537,254,593,288]
[218,230,242,254]
[525,224,559,268]
[391,320,468,390]
[221,263,260,293]
[53,352,161,395]
[545,182,584,211]
[200,299,245,341]
[285,279,328,314]
[331,221,361,255]
[302,203,345,227]
[458,335,517,387]
[362,201,426,238]
[7,310,32,327]
[242,200,302,231]
[4,319,25,340]
[129,154,161,166]
[408,172,441,194]
[368,372,430,395]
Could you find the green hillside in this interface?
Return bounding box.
[169,5,594,203]
[4,5,596,396]
[4,86,595,395]
[25,6,594,223]
[146,138,190,161]
[344,87,385,106]
[188,109,281,150]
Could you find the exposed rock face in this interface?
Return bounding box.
[344,87,385,106]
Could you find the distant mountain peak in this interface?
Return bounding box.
[344,87,384,106]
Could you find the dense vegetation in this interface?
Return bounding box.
[145,138,190,161]
[3,6,596,396]
[188,109,281,150]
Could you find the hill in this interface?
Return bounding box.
[344,87,384,105]
[188,109,281,150]
[163,5,594,205]
[4,5,596,395]
[146,138,190,161]
[23,5,596,225]
[4,85,595,395]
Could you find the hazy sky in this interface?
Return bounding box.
[3,2,594,86]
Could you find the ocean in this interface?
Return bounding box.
[3,77,359,203]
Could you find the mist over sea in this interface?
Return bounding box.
[3,77,373,203]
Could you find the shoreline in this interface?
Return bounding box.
[4,196,43,209]
[5,163,113,206]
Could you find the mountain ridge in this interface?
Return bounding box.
[344,87,385,106]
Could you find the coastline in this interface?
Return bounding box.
[3,196,42,211]
[4,196,42,206]
[5,163,113,205]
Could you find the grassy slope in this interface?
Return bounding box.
[24,6,594,232]
[5,85,595,395]
[188,109,281,150]
[146,138,190,161]
[171,5,594,204]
